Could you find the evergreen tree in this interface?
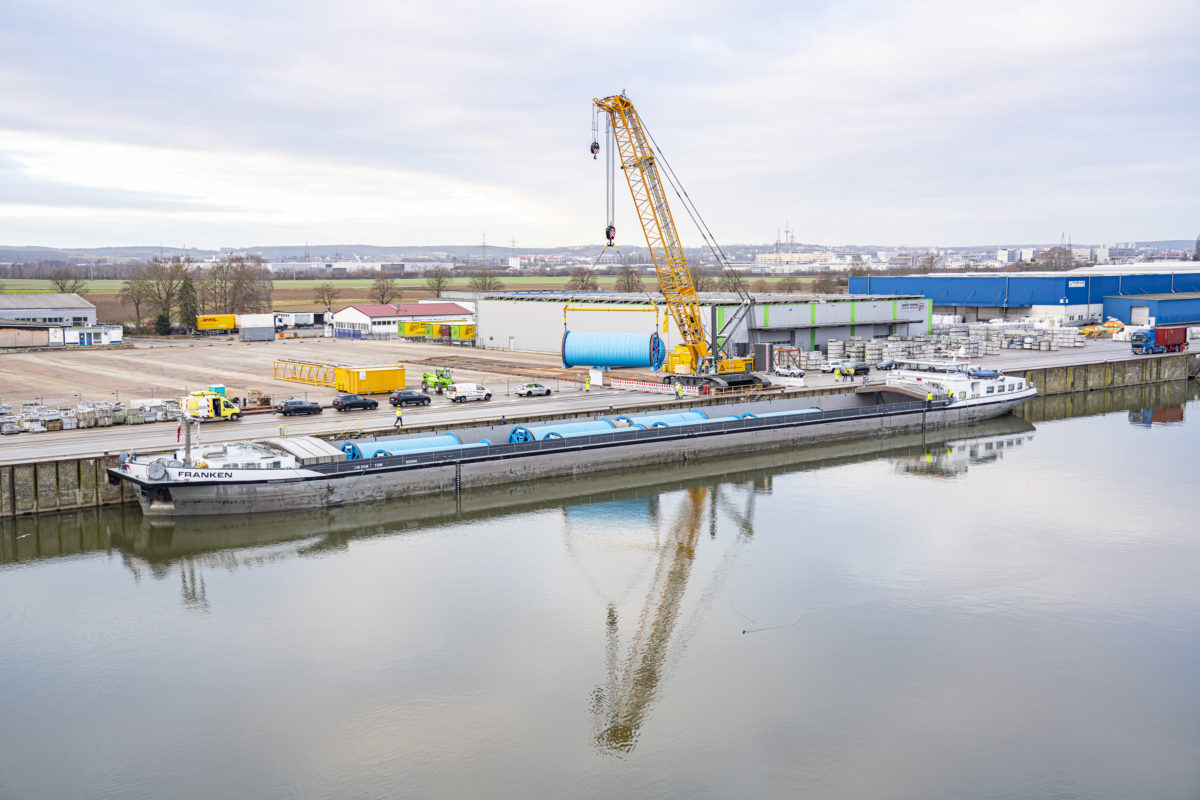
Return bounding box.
[153,313,172,336]
[177,272,199,333]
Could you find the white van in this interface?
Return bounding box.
[446,383,492,403]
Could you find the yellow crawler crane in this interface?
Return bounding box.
[593,93,757,387]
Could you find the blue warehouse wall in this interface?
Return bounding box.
[851,272,1200,308]
[1103,296,1200,325]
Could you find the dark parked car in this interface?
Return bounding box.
[332,393,378,411]
[274,398,323,416]
[847,361,871,375]
[875,359,898,371]
[389,389,432,407]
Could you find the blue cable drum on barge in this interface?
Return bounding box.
[371,440,491,458]
[561,331,667,370]
[616,410,708,428]
[508,419,618,444]
[337,432,462,460]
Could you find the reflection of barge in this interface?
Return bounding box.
[108,373,1035,517]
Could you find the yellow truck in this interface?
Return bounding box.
[180,391,242,422]
[197,314,237,331]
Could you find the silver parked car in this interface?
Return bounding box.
[515,382,552,397]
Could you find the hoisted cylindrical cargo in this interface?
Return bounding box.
[615,410,708,428]
[508,419,617,444]
[561,331,666,370]
[338,432,462,460]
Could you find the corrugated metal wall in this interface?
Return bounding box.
[1103,296,1200,325]
[851,273,1200,308]
[477,297,930,356]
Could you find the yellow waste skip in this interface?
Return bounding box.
[334,366,406,394]
[403,321,427,338]
[450,324,476,341]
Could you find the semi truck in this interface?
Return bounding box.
[1130,326,1188,355]
[275,312,316,328]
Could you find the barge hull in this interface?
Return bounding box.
[127,397,1027,516]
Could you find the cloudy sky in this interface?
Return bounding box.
[2,0,1198,250]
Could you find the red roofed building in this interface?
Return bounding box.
[332,301,474,338]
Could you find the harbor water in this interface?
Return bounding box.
[2,382,1199,799]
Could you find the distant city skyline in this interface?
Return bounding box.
[2,0,1198,250]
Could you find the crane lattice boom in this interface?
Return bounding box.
[593,94,710,363]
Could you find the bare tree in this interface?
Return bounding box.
[566,267,598,291]
[423,266,453,297]
[145,256,192,323]
[48,267,87,294]
[719,272,745,292]
[751,278,769,293]
[776,276,801,293]
[120,266,154,324]
[918,254,940,272]
[1192,234,1199,261]
[1039,247,1074,271]
[199,253,273,313]
[468,271,505,292]
[615,265,643,293]
[370,274,400,304]
[313,282,340,313]
[690,267,714,293]
[811,273,837,294]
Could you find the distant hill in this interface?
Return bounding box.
[2,238,1195,264]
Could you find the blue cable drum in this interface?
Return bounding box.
[562,331,666,370]
[337,432,462,460]
[371,441,489,458]
[508,419,616,444]
[622,410,708,428]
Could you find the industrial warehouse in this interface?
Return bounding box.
[851,264,1200,326]
[474,291,931,358]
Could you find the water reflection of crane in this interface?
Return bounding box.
[581,481,759,754]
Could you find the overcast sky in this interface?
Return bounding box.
[2,0,1198,250]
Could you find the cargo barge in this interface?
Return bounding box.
[108,362,1036,516]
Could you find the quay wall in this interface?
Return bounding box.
[0,454,133,518]
[1007,351,1199,396]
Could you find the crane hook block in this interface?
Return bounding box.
[590,141,600,159]
[606,225,616,242]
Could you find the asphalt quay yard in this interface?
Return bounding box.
[0,336,591,409]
